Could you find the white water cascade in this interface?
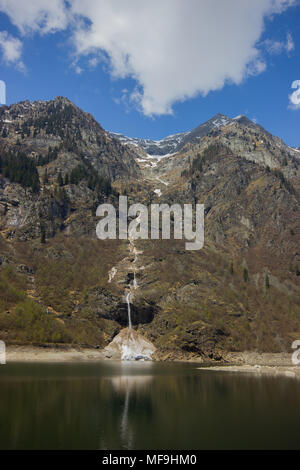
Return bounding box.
[120,236,155,361]
[104,218,156,361]
[126,291,132,329]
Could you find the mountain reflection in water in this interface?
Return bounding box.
[0,361,300,450]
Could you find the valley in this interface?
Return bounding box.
[0,97,300,361]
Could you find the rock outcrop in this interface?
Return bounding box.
[104,328,156,361]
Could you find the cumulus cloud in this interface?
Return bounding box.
[0,0,69,35]
[0,31,25,71]
[289,80,300,110]
[70,0,298,115]
[0,0,297,115]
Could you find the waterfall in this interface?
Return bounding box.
[126,292,132,329]
[125,238,140,329]
[105,231,156,361]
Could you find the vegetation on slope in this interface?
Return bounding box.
[0,151,40,193]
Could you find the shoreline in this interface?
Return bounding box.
[203,351,300,379]
[200,364,300,379]
[5,345,108,363]
[2,346,300,378]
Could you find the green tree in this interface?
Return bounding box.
[57,171,64,187]
[40,225,46,244]
[265,274,270,289]
[43,169,49,185]
[243,267,249,282]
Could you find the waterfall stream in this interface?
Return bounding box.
[126,218,141,329]
[126,292,132,329]
[105,217,155,361]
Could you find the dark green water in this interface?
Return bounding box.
[0,361,299,450]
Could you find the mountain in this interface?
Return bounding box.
[0,98,299,360]
[110,113,273,157]
[112,112,300,178]
[0,96,140,240]
[110,129,190,156]
[0,96,140,181]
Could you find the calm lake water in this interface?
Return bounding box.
[0,361,299,450]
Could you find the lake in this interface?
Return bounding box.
[0,361,299,450]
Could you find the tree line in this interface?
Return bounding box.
[0,151,40,193]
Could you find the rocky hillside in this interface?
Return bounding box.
[111,113,300,161]
[0,97,140,179]
[111,114,240,155]
[0,98,299,360]
[0,97,140,241]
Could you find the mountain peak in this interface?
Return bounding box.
[53,96,74,106]
[211,112,230,119]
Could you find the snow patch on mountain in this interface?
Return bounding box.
[109,113,264,158]
[110,131,188,156]
[211,117,231,128]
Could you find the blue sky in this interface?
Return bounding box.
[0,1,299,146]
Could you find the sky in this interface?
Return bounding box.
[0,0,299,146]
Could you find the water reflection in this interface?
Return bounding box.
[110,374,153,449]
[0,362,300,450]
[99,363,153,450]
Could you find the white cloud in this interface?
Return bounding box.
[286,32,295,52]
[0,31,25,71]
[88,57,99,69]
[0,0,69,35]
[247,59,267,76]
[289,80,300,110]
[0,0,297,115]
[74,65,83,75]
[68,0,297,115]
[263,32,295,55]
[270,0,297,13]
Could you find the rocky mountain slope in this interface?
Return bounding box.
[111,113,238,155]
[0,98,299,360]
[110,113,292,158]
[0,97,140,241]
